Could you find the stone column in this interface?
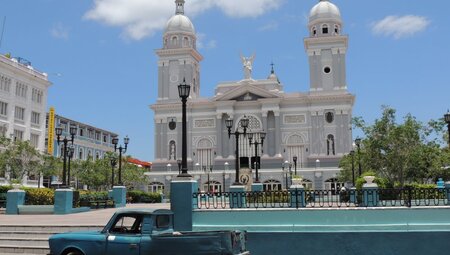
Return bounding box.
[216,114,223,158]
[274,112,282,157]
[262,112,268,157]
[162,119,168,160]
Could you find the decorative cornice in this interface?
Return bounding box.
[155,48,203,62]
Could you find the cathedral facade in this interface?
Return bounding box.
[148,0,355,193]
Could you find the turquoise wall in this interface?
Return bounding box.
[246,232,450,255]
[193,208,450,254]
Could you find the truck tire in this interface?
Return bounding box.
[64,249,84,255]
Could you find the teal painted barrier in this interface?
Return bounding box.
[171,178,198,231]
[54,189,73,215]
[193,207,450,232]
[6,190,25,215]
[112,186,127,208]
[246,231,450,255]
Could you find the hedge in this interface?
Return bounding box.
[127,190,162,203]
[24,188,54,205]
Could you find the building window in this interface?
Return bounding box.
[203,180,221,193]
[15,82,28,98]
[327,134,335,156]
[96,152,100,160]
[31,111,40,125]
[334,25,340,34]
[171,36,178,46]
[79,148,84,160]
[95,132,101,141]
[31,88,43,104]
[325,178,345,195]
[0,101,7,116]
[322,24,329,34]
[14,106,25,121]
[325,112,334,123]
[302,178,313,190]
[0,75,11,92]
[149,182,165,193]
[312,26,317,36]
[263,180,282,191]
[0,124,7,137]
[79,128,84,137]
[103,135,107,143]
[30,133,39,148]
[13,129,23,141]
[196,138,213,170]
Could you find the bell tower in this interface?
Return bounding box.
[155,0,203,102]
[304,0,348,93]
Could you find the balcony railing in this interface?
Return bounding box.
[193,188,450,210]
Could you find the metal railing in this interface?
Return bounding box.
[193,188,450,210]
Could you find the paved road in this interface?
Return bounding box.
[0,203,170,226]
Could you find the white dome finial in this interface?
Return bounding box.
[175,0,185,15]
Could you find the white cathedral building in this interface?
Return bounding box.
[147,0,355,193]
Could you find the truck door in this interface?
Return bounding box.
[106,213,142,255]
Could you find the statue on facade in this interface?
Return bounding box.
[240,53,255,80]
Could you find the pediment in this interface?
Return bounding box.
[215,84,281,102]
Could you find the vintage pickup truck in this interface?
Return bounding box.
[48,208,249,255]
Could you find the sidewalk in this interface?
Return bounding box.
[0,203,170,226]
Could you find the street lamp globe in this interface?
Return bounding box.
[69,126,77,136]
[55,126,63,137]
[178,78,191,98]
[124,136,130,145]
[240,116,249,129]
[112,137,119,146]
[355,137,361,147]
[225,119,233,129]
[260,132,266,140]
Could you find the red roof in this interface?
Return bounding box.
[127,158,152,168]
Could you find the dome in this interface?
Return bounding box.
[309,0,341,24]
[165,14,195,34]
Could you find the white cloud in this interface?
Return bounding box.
[84,0,283,40]
[372,15,430,39]
[50,22,69,40]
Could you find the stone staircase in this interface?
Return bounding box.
[0,225,102,254]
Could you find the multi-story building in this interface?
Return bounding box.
[46,114,118,160]
[0,54,51,150]
[148,0,355,193]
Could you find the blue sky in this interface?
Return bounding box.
[0,0,448,161]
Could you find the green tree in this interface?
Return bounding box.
[0,139,41,181]
[340,106,449,186]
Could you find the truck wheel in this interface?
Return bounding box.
[64,249,84,255]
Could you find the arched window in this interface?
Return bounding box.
[196,138,213,170]
[286,134,306,168]
[87,150,92,159]
[312,26,317,36]
[149,182,165,193]
[322,24,329,34]
[263,180,282,191]
[183,37,189,47]
[171,36,178,46]
[169,140,176,160]
[334,25,340,35]
[79,148,83,160]
[327,134,335,156]
[203,180,221,193]
[237,115,262,159]
[302,178,313,190]
[325,178,345,195]
[96,152,100,160]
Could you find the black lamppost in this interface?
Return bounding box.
[177,159,182,175]
[445,110,450,146]
[355,137,362,177]
[248,131,266,183]
[292,156,297,176]
[55,125,77,187]
[225,116,249,185]
[67,145,74,187]
[112,136,129,186]
[110,155,117,188]
[350,150,355,186]
[178,78,191,177]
